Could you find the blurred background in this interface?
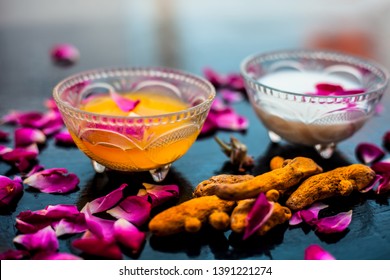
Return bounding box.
[1,0,390,72]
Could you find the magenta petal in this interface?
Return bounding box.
[355,142,385,164]
[289,212,303,226]
[82,203,116,240]
[220,89,244,103]
[50,43,80,66]
[110,92,140,112]
[1,144,39,172]
[215,109,249,131]
[14,127,46,147]
[54,130,75,146]
[13,226,59,252]
[0,129,9,141]
[316,83,344,95]
[23,168,79,193]
[203,67,225,87]
[0,249,29,260]
[376,174,390,194]
[243,193,274,240]
[300,203,329,226]
[138,183,179,208]
[72,231,122,259]
[0,175,23,208]
[225,73,245,91]
[32,252,82,260]
[114,218,146,254]
[44,98,59,111]
[0,145,12,155]
[315,210,353,234]
[304,244,335,260]
[107,196,151,227]
[88,183,127,214]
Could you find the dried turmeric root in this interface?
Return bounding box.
[148,195,236,236]
[269,156,286,170]
[214,157,323,200]
[193,174,254,197]
[286,164,376,211]
[230,191,291,236]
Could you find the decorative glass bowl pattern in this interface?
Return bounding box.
[53,67,215,181]
[241,49,389,158]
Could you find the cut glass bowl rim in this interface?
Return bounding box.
[53,66,216,122]
[240,49,389,100]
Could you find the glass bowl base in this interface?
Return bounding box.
[91,160,171,182]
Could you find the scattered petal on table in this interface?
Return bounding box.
[114,218,146,255]
[0,249,30,260]
[304,244,335,260]
[87,184,127,214]
[315,210,353,234]
[355,142,385,164]
[23,168,79,194]
[138,183,179,208]
[13,226,59,252]
[50,43,80,66]
[32,252,82,260]
[0,175,23,208]
[107,196,151,227]
[14,127,46,147]
[54,130,75,146]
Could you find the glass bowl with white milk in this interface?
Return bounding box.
[241,49,389,158]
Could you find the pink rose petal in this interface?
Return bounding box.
[16,204,84,234]
[50,43,80,66]
[355,142,385,164]
[23,168,79,194]
[0,129,9,141]
[220,89,244,103]
[0,175,23,208]
[44,98,59,111]
[72,231,122,260]
[87,183,127,214]
[225,73,245,91]
[110,92,140,112]
[315,210,353,234]
[14,127,46,147]
[0,249,29,260]
[54,130,75,146]
[369,162,390,194]
[25,164,45,178]
[114,218,146,255]
[138,183,179,208]
[53,216,88,236]
[203,67,225,87]
[304,244,336,260]
[0,145,12,155]
[82,203,115,240]
[299,203,329,226]
[313,83,365,96]
[243,193,274,240]
[32,252,82,260]
[107,196,151,227]
[1,144,39,172]
[13,226,59,252]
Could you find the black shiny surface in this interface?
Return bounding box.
[1,0,390,260]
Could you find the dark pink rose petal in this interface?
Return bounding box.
[32,252,82,260]
[304,244,335,260]
[44,98,59,112]
[1,144,39,172]
[13,226,59,252]
[0,129,9,141]
[107,196,151,227]
[138,183,179,208]
[50,43,80,66]
[82,203,115,240]
[25,164,45,178]
[23,168,79,194]
[16,204,84,234]
[315,83,344,95]
[0,249,29,260]
[114,218,146,255]
[203,67,225,87]
[299,203,329,226]
[110,92,140,112]
[359,174,382,193]
[72,231,122,260]
[40,111,64,136]
[215,109,249,131]
[355,142,385,164]
[53,216,88,236]
[315,210,352,234]
[0,175,23,208]
[88,183,127,214]
[369,162,390,194]
[225,73,245,91]
[243,193,274,240]
[14,127,46,147]
[54,130,75,146]
[220,89,244,103]
[0,145,12,155]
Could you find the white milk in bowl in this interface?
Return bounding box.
[252,70,368,146]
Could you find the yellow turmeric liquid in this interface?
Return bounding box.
[71,92,199,171]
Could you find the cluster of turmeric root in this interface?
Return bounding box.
[148,156,375,238]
